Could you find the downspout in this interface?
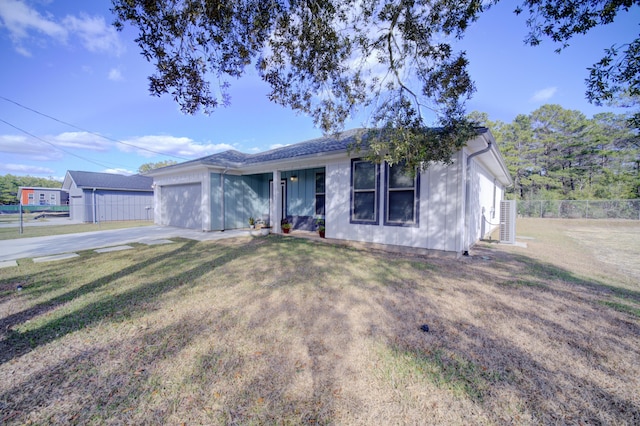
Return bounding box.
[92,188,97,224]
[220,168,228,231]
[463,139,492,256]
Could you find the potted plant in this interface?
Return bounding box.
[281,218,292,234]
[248,216,255,229]
[316,218,325,238]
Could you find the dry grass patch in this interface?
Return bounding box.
[1,220,639,424]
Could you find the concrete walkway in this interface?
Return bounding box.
[0,226,252,262]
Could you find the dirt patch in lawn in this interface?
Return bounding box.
[0,221,639,424]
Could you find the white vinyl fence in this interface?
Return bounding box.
[517,200,640,220]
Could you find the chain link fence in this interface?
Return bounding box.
[0,205,69,214]
[517,200,640,220]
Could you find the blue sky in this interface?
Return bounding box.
[0,0,638,180]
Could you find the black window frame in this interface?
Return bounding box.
[384,162,420,227]
[350,159,379,225]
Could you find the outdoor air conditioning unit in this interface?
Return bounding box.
[499,200,516,244]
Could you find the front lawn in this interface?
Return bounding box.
[0,220,153,240]
[0,219,638,424]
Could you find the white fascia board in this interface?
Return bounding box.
[464,132,513,187]
[488,143,513,187]
[145,162,211,178]
[232,151,351,174]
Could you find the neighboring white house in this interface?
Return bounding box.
[62,171,154,223]
[145,128,512,255]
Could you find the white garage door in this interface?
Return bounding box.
[160,183,202,229]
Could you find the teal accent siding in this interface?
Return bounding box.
[211,169,322,230]
[223,173,270,229]
[210,173,223,230]
[281,168,324,216]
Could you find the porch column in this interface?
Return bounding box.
[271,170,281,233]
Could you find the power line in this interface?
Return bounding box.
[0,117,117,170]
[0,95,191,161]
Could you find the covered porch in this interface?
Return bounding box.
[212,167,325,232]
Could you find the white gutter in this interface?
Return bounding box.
[220,168,229,231]
[92,188,97,224]
[463,137,492,256]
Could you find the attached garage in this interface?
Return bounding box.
[159,183,202,229]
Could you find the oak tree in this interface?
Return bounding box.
[112,0,638,169]
[112,0,483,170]
[138,160,178,173]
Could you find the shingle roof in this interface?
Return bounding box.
[66,171,153,191]
[148,126,492,173]
[175,128,368,169]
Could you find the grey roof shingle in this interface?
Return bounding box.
[197,128,368,168]
[149,126,490,173]
[67,171,153,191]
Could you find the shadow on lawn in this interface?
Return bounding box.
[0,238,256,365]
[0,312,225,424]
[0,240,192,345]
[245,237,640,424]
[0,235,639,424]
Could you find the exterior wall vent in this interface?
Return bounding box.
[499,200,516,244]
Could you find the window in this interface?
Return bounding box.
[315,172,325,216]
[351,160,379,224]
[39,193,46,205]
[385,163,419,226]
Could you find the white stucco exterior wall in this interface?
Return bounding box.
[325,154,466,252]
[468,159,505,243]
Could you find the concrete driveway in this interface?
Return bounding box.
[0,226,251,262]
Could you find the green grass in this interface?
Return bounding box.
[598,299,640,318]
[376,344,509,402]
[0,220,153,240]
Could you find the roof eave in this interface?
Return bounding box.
[144,160,213,177]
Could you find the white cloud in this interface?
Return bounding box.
[530,87,558,102]
[0,0,66,55]
[0,1,124,56]
[108,68,123,81]
[118,135,234,158]
[50,132,112,151]
[0,132,111,162]
[102,168,135,176]
[0,163,55,175]
[63,14,124,55]
[269,143,289,150]
[0,134,62,160]
[0,0,66,40]
[14,44,32,57]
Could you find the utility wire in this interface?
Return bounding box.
[0,95,191,161]
[0,117,116,170]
